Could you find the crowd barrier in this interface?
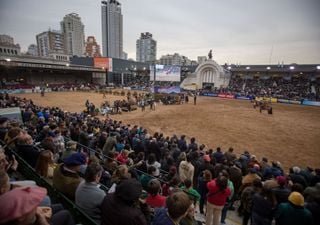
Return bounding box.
[200,92,320,107]
[255,97,278,103]
[218,94,235,99]
[302,100,320,106]
[277,99,301,105]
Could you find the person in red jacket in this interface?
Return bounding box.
[206,175,231,225]
[145,179,166,208]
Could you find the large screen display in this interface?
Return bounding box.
[150,65,181,82]
[93,57,113,72]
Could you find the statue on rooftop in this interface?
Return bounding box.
[208,49,212,60]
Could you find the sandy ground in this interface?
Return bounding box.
[15,91,320,171]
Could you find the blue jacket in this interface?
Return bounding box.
[152,208,175,225]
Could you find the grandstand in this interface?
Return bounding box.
[1,56,320,225]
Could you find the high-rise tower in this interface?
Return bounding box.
[101,0,123,58]
[60,13,85,56]
[136,32,157,64]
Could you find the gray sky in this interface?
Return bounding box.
[1,0,319,64]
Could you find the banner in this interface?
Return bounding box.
[236,96,251,100]
[278,99,301,105]
[255,97,277,103]
[202,93,218,97]
[93,57,112,72]
[302,100,320,107]
[156,86,181,94]
[218,94,235,99]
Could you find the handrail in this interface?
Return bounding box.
[7,146,99,225]
[63,136,170,185]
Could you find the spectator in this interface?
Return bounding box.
[241,178,263,225]
[274,191,313,225]
[206,175,231,225]
[145,178,166,208]
[75,163,106,224]
[272,176,291,204]
[35,150,55,178]
[53,153,86,200]
[152,191,192,225]
[0,186,75,225]
[101,178,148,225]
[251,187,276,225]
[146,153,161,177]
[179,154,195,183]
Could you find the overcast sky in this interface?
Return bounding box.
[1,0,319,64]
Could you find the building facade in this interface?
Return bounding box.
[0,34,20,56]
[101,0,123,58]
[60,13,85,56]
[85,36,101,57]
[159,53,193,66]
[197,56,207,64]
[27,44,38,56]
[136,32,157,64]
[36,30,68,61]
[0,35,14,45]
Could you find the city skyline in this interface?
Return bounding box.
[0,0,319,64]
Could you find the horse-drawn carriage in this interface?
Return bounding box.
[253,99,273,114]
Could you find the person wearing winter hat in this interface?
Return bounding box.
[101,178,147,225]
[53,153,86,200]
[272,176,291,204]
[0,186,49,225]
[274,191,313,225]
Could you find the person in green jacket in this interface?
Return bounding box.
[182,178,201,203]
[274,191,313,225]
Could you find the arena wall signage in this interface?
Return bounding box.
[236,96,252,100]
[255,97,278,103]
[202,93,218,97]
[302,100,320,107]
[218,94,235,99]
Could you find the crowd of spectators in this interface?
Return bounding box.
[0,92,320,225]
[226,75,319,100]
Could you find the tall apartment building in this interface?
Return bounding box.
[85,36,101,57]
[36,30,69,61]
[136,32,157,64]
[60,13,85,56]
[101,0,123,58]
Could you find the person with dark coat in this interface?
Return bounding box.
[152,191,192,225]
[101,178,148,225]
[16,133,40,168]
[272,176,291,204]
[274,192,313,225]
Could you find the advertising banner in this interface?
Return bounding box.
[93,57,112,72]
[218,94,235,99]
[236,96,251,100]
[202,93,218,97]
[278,99,301,105]
[255,97,277,103]
[302,100,320,107]
[156,86,181,94]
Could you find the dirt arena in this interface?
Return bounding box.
[15,91,320,170]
